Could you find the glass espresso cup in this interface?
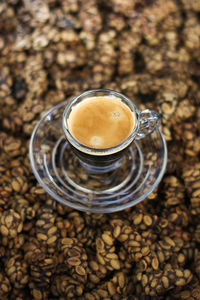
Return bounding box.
[62,89,160,173]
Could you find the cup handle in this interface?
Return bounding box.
[135,109,161,140]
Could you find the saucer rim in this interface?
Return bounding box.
[29,100,168,213]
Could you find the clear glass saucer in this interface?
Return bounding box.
[29,100,167,213]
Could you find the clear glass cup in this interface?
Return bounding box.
[62,89,161,174]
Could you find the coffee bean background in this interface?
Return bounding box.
[0,0,200,299]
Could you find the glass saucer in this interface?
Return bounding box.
[29,101,167,213]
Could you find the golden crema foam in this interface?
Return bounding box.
[67,96,135,149]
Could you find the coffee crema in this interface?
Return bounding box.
[67,96,135,149]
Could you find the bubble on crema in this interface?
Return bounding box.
[90,136,103,147]
[111,109,123,120]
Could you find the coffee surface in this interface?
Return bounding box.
[67,96,135,149]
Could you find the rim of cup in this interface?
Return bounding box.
[62,89,139,156]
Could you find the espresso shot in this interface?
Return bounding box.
[63,93,137,168]
[67,96,135,150]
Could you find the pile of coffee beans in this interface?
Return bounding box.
[0,0,200,298]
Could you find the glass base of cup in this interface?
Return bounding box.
[54,139,141,195]
[29,100,167,213]
[78,158,123,174]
